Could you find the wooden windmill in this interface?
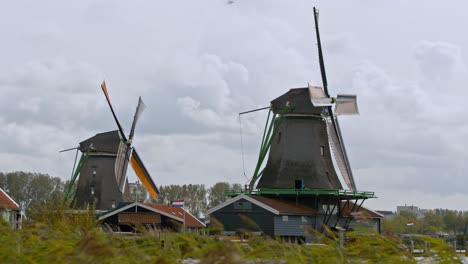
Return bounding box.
[64,82,159,211]
[208,8,376,239]
[249,7,359,193]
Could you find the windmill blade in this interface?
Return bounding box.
[115,96,146,192]
[308,85,332,107]
[101,81,128,141]
[334,117,357,190]
[313,7,329,97]
[130,148,159,198]
[115,141,132,192]
[326,117,357,190]
[313,8,357,190]
[335,94,359,115]
[128,97,146,141]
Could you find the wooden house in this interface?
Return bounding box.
[206,194,382,242]
[0,188,22,229]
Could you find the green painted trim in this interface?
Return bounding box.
[64,147,94,203]
[225,188,376,199]
[249,106,293,192]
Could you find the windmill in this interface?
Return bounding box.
[64,81,159,210]
[247,7,359,193]
[210,7,375,236]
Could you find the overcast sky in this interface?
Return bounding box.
[1,1,467,211]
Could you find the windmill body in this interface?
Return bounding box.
[257,88,342,190]
[74,131,132,210]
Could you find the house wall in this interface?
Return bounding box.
[1,209,21,229]
[273,215,312,237]
[1,209,10,222]
[210,199,274,235]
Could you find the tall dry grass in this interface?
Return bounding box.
[0,204,462,263]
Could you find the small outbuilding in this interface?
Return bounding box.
[98,202,205,233]
[341,201,383,233]
[0,188,22,229]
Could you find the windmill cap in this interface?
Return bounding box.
[271,87,323,115]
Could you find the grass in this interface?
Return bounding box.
[0,205,463,263]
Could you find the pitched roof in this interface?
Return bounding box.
[248,195,317,215]
[340,202,383,218]
[0,188,19,210]
[145,204,206,228]
[98,202,183,222]
[206,194,316,216]
[98,202,206,228]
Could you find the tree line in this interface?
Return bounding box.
[0,171,241,217]
[0,172,65,213]
[382,210,468,235]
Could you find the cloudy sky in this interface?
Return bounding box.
[1,0,467,211]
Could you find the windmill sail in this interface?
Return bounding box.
[130,148,159,198]
[326,117,356,190]
[313,7,357,191]
[116,97,147,192]
[335,95,359,115]
[309,85,333,107]
[129,97,146,140]
[114,141,127,188]
[101,81,127,141]
[313,7,330,98]
[115,141,132,192]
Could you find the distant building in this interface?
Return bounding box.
[0,188,22,229]
[98,202,205,233]
[397,205,427,219]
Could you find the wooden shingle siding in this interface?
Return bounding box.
[274,215,310,236]
[118,212,161,224]
[313,214,325,230]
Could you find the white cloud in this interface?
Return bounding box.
[414,40,466,80]
[176,96,238,130]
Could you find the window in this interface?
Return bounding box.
[282,215,288,222]
[90,187,95,195]
[301,216,308,223]
[92,166,97,176]
[320,146,324,156]
[277,132,282,144]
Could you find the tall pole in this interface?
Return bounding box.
[183,208,186,233]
